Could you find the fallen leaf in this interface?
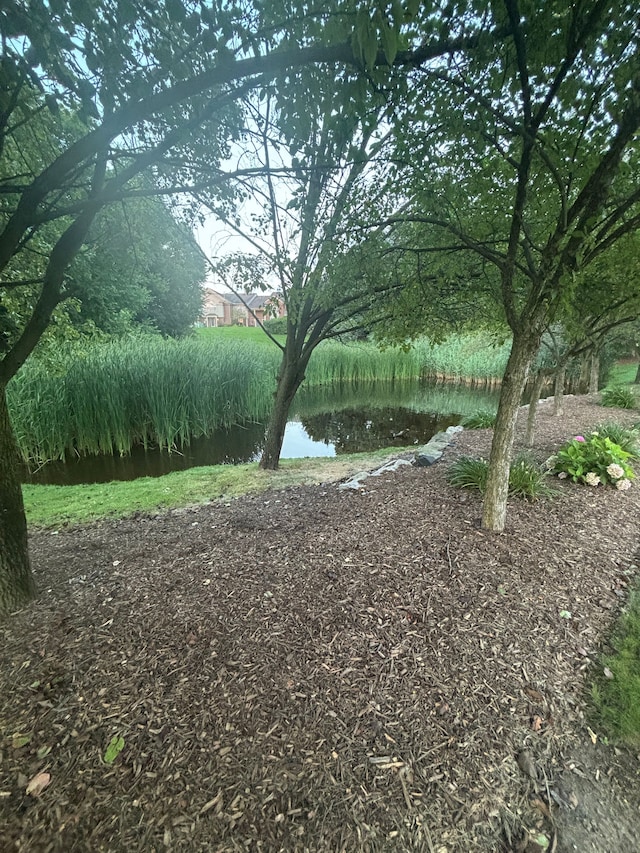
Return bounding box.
[517,750,538,779]
[532,833,550,850]
[12,733,32,749]
[26,772,51,797]
[603,667,614,679]
[531,715,543,732]
[587,727,597,745]
[523,686,545,704]
[530,797,552,820]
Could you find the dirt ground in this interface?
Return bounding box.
[1,394,639,852]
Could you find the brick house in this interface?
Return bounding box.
[200,289,286,327]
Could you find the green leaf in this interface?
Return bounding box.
[12,733,32,749]
[165,0,187,23]
[362,24,378,70]
[103,734,125,764]
[380,21,398,65]
[405,0,421,19]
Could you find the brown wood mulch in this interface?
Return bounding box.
[1,394,639,853]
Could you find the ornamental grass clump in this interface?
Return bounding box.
[601,385,637,410]
[548,432,635,489]
[462,410,496,429]
[448,453,553,500]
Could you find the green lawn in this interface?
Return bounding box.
[605,361,639,387]
[591,583,640,745]
[195,325,285,347]
[22,447,405,528]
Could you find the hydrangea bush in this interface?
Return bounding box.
[546,433,635,490]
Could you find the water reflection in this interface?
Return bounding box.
[301,408,459,454]
[24,379,501,486]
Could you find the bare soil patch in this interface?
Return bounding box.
[1,394,639,852]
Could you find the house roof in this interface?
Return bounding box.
[225,292,272,309]
[203,289,278,310]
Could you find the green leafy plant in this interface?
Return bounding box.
[448,453,553,500]
[593,423,640,459]
[447,456,489,492]
[601,385,637,409]
[549,433,635,488]
[507,453,557,499]
[103,735,125,765]
[462,410,496,429]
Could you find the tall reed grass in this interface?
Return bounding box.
[9,336,280,463]
[9,332,509,463]
[304,333,509,386]
[413,334,510,382]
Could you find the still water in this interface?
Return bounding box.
[25,380,502,486]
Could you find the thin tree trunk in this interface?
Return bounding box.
[579,354,590,394]
[525,370,546,447]
[260,350,308,470]
[482,332,540,532]
[589,351,600,393]
[553,362,567,415]
[0,384,36,617]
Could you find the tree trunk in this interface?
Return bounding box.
[260,351,308,470]
[579,354,590,394]
[482,332,540,532]
[0,384,36,617]
[589,352,600,393]
[525,370,546,447]
[553,362,567,415]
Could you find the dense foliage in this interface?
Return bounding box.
[548,433,636,489]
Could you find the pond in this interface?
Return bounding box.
[24,379,503,486]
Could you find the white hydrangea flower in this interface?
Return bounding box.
[616,478,631,491]
[606,463,625,480]
[557,471,568,479]
[584,472,601,486]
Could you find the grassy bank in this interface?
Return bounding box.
[591,582,640,745]
[9,331,509,464]
[22,447,404,528]
[606,361,639,387]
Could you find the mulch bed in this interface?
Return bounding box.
[1,394,639,852]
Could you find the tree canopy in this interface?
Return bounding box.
[379,0,640,528]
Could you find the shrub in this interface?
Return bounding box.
[548,432,635,488]
[601,386,637,409]
[507,453,557,500]
[448,453,553,500]
[462,410,496,429]
[262,317,288,336]
[593,424,640,459]
[447,456,489,492]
